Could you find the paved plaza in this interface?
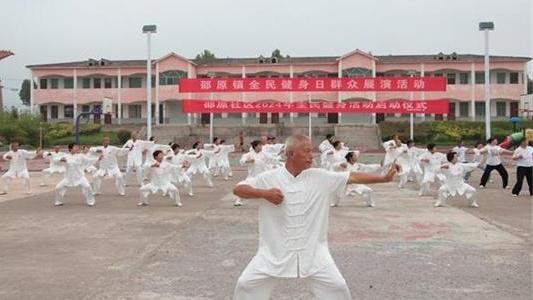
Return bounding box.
[0,155,531,300]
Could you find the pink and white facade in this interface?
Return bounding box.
[27,49,530,124]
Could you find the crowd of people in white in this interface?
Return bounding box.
[0,131,531,208]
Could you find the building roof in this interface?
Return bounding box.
[0,50,14,61]
[26,52,531,69]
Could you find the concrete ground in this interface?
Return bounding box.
[0,155,531,300]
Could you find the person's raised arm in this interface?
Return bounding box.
[233,184,284,205]
[347,164,398,184]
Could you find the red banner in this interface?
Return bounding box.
[182,99,449,114]
[178,77,446,93]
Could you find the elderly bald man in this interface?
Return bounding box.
[232,134,398,300]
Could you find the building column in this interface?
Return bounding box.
[470,62,476,121]
[289,65,294,123]
[73,70,77,124]
[155,63,160,125]
[117,69,122,125]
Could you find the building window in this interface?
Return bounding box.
[128,104,142,118]
[64,77,74,89]
[51,78,59,89]
[510,72,519,84]
[159,70,188,85]
[342,67,372,78]
[496,72,506,84]
[475,102,485,116]
[82,78,91,89]
[459,102,469,117]
[446,73,456,85]
[93,78,101,89]
[459,73,469,84]
[50,105,58,119]
[104,78,112,88]
[475,72,485,84]
[129,77,142,88]
[64,105,74,118]
[40,78,48,89]
[496,102,506,116]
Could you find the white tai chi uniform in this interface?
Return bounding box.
[40,150,66,186]
[123,139,152,186]
[418,151,447,196]
[218,144,235,179]
[234,150,278,206]
[205,144,234,179]
[382,140,398,168]
[1,149,37,194]
[166,150,193,196]
[435,163,479,207]
[139,161,182,206]
[397,145,425,188]
[262,143,285,169]
[322,149,351,171]
[184,149,214,187]
[89,145,129,195]
[233,167,352,300]
[452,145,469,163]
[333,161,381,207]
[54,153,97,206]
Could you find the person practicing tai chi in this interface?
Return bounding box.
[479,137,513,189]
[382,134,402,170]
[54,143,100,207]
[0,141,41,195]
[511,137,532,197]
[184,141,214,188]
[217,140,235,180]
[166,143,193,197]
[234,140,279,206]
[40,145,66,186]
[435,151,480,208]
[452,140,469,163]
[122,131,152,186]
[232,134,398,300]
[418,143,447,196]
[89,136,130,196]
[397,140,425,188]
[333,151,382,207]
[138,150,182,207]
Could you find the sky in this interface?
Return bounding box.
[0,0,531,108]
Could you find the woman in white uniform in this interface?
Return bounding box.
[418,143,447,196]
[40,145,66,187]
[435,151,479,208]
[1,141,41,195]
[139,150,182,207]
[184,142,214,188]
[333,151,382,207]
[54,143,99,207]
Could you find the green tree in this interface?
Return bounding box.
[19,79,31,106]
[195,49,216,62]
[271,48,283,59]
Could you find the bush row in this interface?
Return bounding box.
[379,120,533,144]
